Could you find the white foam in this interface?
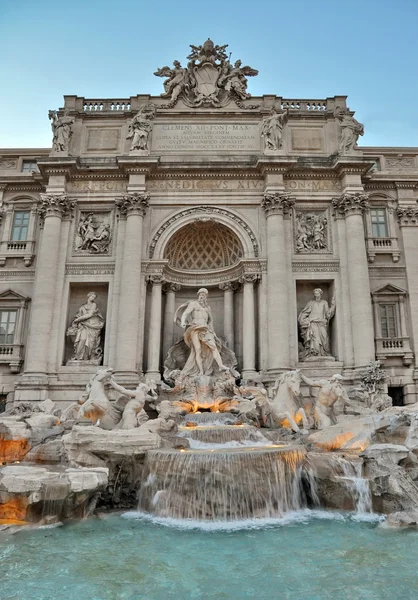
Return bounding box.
[120,508,376,531]
[185,438,271,450]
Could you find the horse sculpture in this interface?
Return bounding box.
[269,370,310,433]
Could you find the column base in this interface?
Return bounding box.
[240,370,260,382]
[15,374,50,402]
[145,370,162,383]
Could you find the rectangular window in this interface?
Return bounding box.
[0,310,17,344]
[21,160,38,173]
[11,210,30,241]
[370,208,388,238]
[380,304,397,338]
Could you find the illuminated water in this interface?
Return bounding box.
[1,512,417,600]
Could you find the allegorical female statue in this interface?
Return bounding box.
[48,108,75,154]
[66,292,105,364]
[261,108,288,151]
[298,288,335,359]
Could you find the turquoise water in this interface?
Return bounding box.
[1,511,417,600]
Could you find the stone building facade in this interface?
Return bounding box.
[0,40,417,407]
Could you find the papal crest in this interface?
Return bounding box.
[154,38,259,109]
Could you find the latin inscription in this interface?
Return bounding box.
[285,179,341,192]
[147,179,264,192]
[152,123,260,152]
[68,180,127,193]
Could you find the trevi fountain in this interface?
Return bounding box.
[1,38,418,599]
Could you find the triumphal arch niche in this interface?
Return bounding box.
[2,37,418,406]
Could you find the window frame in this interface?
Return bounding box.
[21,160,38,173]
[11,209,30,241]
[0,309,17,344]
[370,207,389,238]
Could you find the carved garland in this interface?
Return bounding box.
[148,206,259,258]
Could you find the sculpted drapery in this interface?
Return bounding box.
[67,292,105,363]
[298,289,335,358]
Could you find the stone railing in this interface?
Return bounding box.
[0,343,24,373]
[281,99,328,112]
[0,240,35,267]
[366,236,400,263]
[83,99,131,112]
[376,336,413,366]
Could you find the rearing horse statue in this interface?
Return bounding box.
[270,370,309,433]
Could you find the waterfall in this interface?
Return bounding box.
[138,446,308,520]
[182,413,238,425]
[178,425,269,446]
[333,456,372,514]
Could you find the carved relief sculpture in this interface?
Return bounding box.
[66,292,105,364]
[154,38,258,109]
[334,106,364,154]
[295,212,328,253]
[127,103,156,152]
[261,108,288,152]
[75,212,112,254]
[298,288,335,360]
[48,109,74,154]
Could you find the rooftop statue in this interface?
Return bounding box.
[127,103,156,151]
[154,38,258,109]
[334,106,364,154]
[48,108,74,154]
[261,108,288,151]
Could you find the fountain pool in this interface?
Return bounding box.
[1,512,417,600]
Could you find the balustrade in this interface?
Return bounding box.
[83,100,131,112]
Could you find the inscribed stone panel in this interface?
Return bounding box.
[85,128,121,152]
[151,123,260,153]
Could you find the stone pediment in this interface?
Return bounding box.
[0,289,30,302]
[373,284,407,296]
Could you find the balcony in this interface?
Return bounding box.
[366,237,400,263]
[376,337,413,366]
[0,240,35,267]
[0,344,24,373]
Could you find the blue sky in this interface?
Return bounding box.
[1,0,417,148]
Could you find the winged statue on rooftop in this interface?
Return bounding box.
[154,39,259,109]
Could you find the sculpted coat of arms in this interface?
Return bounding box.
[154,39,259,109]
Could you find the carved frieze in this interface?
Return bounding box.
[294,211,329,254]
[147,178,264,192]
[68,180,127,193]
[74,211,112,255]
[0,158,17,169]
[385,156,415,170]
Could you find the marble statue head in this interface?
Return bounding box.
[313,288,323,300]
[87,291,97,301]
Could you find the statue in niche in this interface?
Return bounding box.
[76,213,111,254]
[295,213,328,252]
[127,103,156,151]
[334,106,364,154]
[298,288,335,359]
[261,108,288,151]
[66,292,105,364]
[175,288,229,377]
[48,108,74,154]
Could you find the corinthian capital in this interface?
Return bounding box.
[39,194,76,223]
[332,192,369,217]
[261,192,294,216]
[397,207,418,226]
[116,193,149,218]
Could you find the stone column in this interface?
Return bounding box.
[261,192,294,374]
[146,275,163,380]
[219,282,237,351]
[333,193,374,367]
[114,193,149,378]
[240,274,259,380]
[162,282,180,359]
[397,208,418,370]
[25,194,75,375]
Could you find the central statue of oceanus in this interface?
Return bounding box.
[163,288,238,382]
